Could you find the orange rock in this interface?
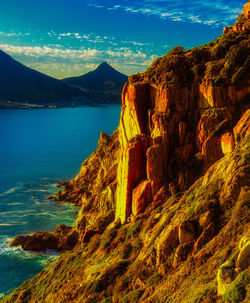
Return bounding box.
[221,132,235,155]
[197,114,219,150]
[157,228,179,265]
[151,181,163,196]
[146,144,164,181]
[154,84,174,112]
[153,186,169,204]
[121,81,129,105]
[172,241,193,268]
[199,84,227,108]
[174,86,189,112]
[233,109,250,143]
[116,135,148,222]
[132,180,151,216]
[202,136,223,171]
[126,82,150,110]
[178,221,196,244]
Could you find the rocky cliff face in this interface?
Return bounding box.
[3,2,250,303]
[115,8,250,223]
[224,1,250,34]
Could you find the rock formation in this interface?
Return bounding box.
[224,1,250,34]
[3,2,250,303]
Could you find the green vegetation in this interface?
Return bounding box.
[223,270,250,303]
[139,30,250,87]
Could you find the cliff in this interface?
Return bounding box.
[2,2,250,303]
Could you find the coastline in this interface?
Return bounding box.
[0,101,121,110]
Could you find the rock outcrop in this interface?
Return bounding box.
[115,23,250,223]
[224,1,250,34]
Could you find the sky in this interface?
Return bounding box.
[0,0,246,79]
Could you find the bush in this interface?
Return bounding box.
[223,270,250,303]
[205,61,223,78]
[167,46,185,56]
[225,45,247,69]
[190,47,210,62]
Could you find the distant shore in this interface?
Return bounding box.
[0,101,121,109]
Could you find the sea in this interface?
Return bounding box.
[0,105,121,298]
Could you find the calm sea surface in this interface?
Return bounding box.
[0,105,121,298]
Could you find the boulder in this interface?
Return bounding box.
[221,132,235,155]
[202,136,223,171]
[178,221,196,244]
[10,232,59,252]
[146,144,164,181]
[217,265,235,296]
[153,186,169,204]
[172,241,193,268]
[157,228,179,266]
[132,180,151,216]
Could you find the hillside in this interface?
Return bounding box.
[0,49,83,104]
[1,2,250,303]
[63,62,128,103]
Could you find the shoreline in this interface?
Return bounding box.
[0,102,121,110]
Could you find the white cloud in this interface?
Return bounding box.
[0,43,158,78]
[88,0,243,27]
[0,44,101,59]
[0,31,31,37]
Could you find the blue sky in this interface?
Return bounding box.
[0,0,245,78]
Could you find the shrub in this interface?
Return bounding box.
[190,47,210,62]
[167,46,185,56]
[223,270,250,303]
[205,61,223,79]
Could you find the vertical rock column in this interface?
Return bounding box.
[116,82,151,223]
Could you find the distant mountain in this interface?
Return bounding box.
[0,49,83,104]
[63,62,128,102]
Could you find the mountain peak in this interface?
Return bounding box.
[95,62,116,72]
[63,61,128,101]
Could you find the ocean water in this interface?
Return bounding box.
[0,105,121,298]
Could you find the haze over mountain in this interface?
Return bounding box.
[63,62,128,101]
[0,49,84,105]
